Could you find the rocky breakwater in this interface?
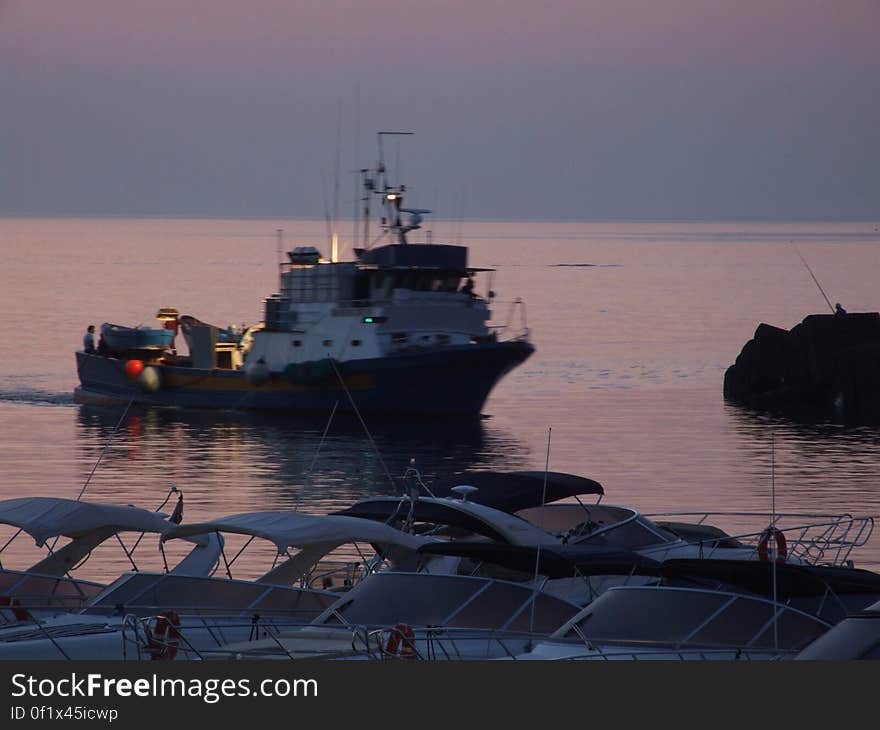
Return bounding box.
[724,312,880,424]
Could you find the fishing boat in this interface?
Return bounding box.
[74,137,534,415]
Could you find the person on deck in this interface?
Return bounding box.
[83,325,96,354]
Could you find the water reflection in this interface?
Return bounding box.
[724,402,880,522]
[74,405,528,516]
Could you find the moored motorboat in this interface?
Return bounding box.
[0,511,433,659]
[0,495,220,623]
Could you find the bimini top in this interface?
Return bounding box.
[163,512,433,553]
[0,497,177,547]
[429,471,604,513]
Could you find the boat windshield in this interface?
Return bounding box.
[82,573,337,619]
[516,504,678,548]
[560,586,829,651]
[318,573,579,634]
[0,571,104,611]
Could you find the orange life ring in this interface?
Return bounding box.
[148,610,181,661]
[383,623,417,659]
[0,596,30,622]
[757,527,787,564]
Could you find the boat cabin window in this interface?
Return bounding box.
[292,340,302,347]
[322,339,333,347]
[353,272,370,302]
[351,339,362,347]
[392,333,408,345]
[389,273,462,293]
[283,265,355,304]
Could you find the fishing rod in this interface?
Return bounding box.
[790,242,835,314]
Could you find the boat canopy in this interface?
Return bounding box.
[429,471,604,512]
[0,497,175,547]
[335,497,554,545]
[358,243,468,270]
[163,512,433,554]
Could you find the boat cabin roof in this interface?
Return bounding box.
[428,471,603,512]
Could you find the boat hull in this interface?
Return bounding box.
[74,340,534,415]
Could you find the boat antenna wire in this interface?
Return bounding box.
[333,100,343,261]
[771,432,779,651]
[276,229,284,290]
[791,242,835,314]
[352,83,361,251]
[297,400,341,512]
[529,427,552,634]
[76,397,134,502]
[46,397,135,556]
[327,356,398,494]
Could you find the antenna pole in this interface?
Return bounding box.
[332,102,342,262]
[771,432,779,651]
[77,398,134,502]
[529,427,553,634]
[276,229,284,289]
[791,243,835,314]
[352,84,360,252]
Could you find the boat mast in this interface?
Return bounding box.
[276,228,284,289]
[377,131,413,245]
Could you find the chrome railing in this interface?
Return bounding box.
[646,511,875,566]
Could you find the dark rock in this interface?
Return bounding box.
[724,312,880,424]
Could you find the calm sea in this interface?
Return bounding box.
[2,217,880,578]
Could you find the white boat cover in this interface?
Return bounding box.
[163,512,433,553]
[0,497,174,546]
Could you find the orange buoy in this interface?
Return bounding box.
[125,359,145,380]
